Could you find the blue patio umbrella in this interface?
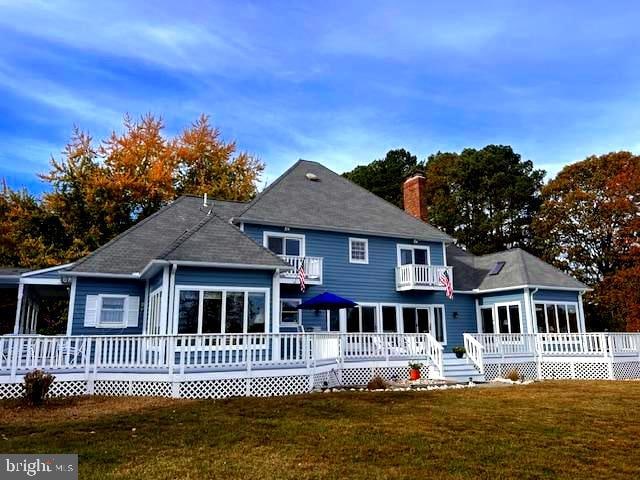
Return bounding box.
[296,292,358,310]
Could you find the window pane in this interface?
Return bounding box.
[280,300,300,325]
[361,306,377,332]
[102,297,125,309]
[382,306,397,332]
[328,310,340,332]
[248,293,266,333]
[350,240,367,261]
[414,249,428,265]
[535,304,546,333]
[100,309,124,324]
[557,304,568,333]
[417,309,430,333]
[400,249,413,265]
[497,306,509,333]
[267,236,283,255]
[402,308,416,333]
[546,304,557,333]
[178,291,199,334]
[508,305,521,333]
[433,307,444,342]
[285,238,300,256]
[568,305,578,332]
[225,292,244,333]
[481,308,494,333]
[202,291,222,334]
[346,307,359,332]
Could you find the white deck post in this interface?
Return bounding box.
[272,270,281,362]
[159,266,170,335]
[13,283,24,334]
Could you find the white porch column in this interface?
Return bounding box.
[578,291,587,333]
[13,282,24,334]
[159,266,170,335]
[272,269,281,361]
[523,287,534,334]
[66,278,77,336]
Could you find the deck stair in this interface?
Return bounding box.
[442,353,485,383]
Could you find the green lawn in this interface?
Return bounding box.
[2,381,640,479]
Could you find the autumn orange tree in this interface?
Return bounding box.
[533,151,640,331]
[38,113,263,260]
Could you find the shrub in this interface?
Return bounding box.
[505,368,521,382]
[408,362,423,370]
[367,375,388,390]
[23,369,55,406]
[452,346,466,357]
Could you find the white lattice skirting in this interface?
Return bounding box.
[0,365,421,400]
[484,358,640,381]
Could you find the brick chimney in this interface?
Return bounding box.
[403,174,428,222]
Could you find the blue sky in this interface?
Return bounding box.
[1,1,639,195]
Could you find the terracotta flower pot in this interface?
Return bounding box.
[410,368,421,380]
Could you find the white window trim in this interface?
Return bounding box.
[173,286,270,335]
[492,301,523,334]
[379,303,400,333]
[479,305,495,334]
[280,298,302,327]
[326,309,342,332]
[533,300,581,334]
[396,244,431,266]
[97,294,129,328]
[346,303,379,333]
[348,237,369,264]
[398,303,447,345]
[263,231,306,256]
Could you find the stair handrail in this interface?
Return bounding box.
[463,333,484,374]
[423,332,444,378]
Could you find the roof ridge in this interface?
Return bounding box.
[181,194,249,204]
[517,248,531,285]
[236,159,305,219]
[159,212,217,259]
[71,196,189,272]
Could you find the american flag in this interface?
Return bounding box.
[298,262,306,292]
[439,269,453,299]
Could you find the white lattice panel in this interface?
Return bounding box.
[614,361,640,380]
[0,382,23,399]
[180,378,246,399]
[250,375,309,397]
[484,362,537,381]
[574,362,609,380]
[94,380,131,396]
[340,367,372,387]
[48,381,87,398]
[130,381,172,397]
[540,362,572,379]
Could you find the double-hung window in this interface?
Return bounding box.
[280,299,302,327]
[99,296,127,327]
[264,232,304,257]
[349,238,369,264]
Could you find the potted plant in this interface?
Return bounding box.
[408,362,423,380]
[452,346,466,359]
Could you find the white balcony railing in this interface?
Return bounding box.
[395,264,453,291]
[279,255,323,284]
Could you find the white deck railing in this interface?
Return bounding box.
[463,333,484,374]
[0,332,443,378]
[395,264,453,290]
[470,332,640,359]
[279,255,323,284]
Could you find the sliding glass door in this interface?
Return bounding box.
[401,305,446,343]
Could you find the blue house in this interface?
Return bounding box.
[2,160,608,398]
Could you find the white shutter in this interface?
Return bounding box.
[84,295,98,327]
[127,296,140,328]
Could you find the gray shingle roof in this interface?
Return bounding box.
[160,214,288,267]
[69,196,281,274]
[447,245,587,291]
[236,160,453,242]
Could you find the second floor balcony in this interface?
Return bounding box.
[395,264,453,291]
[279,255,323,285]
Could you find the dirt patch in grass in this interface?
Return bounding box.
[1,381,639,479]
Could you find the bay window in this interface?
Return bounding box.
[175,288,269,334]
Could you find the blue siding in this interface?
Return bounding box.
[533,289,580,303]
[72,278,145,335]
[175,267,273,288]
[244,224,472,349]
